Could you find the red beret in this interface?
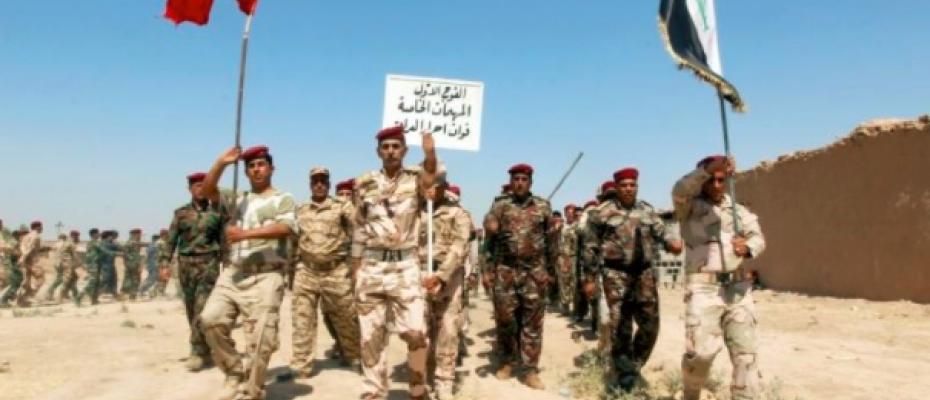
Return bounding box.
[447,185,461,197]
[508,163,534,176]
[376,125,406,142]
[601,181,616,193]
[697,154,726,168]
[335,179,354,192]
[584,200,598,209]
[240,145,270,163]
[160,229,168,235]
[30,221,42,229]
[613,167,639,181]
[563,203,577,212]
[130,228,142,234]
[70,230,80,236]
[187,172,206,184]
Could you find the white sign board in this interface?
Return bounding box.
[382,74,484,152]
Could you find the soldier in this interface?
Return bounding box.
[0,219,21,308]
[573,200,598,327]
[672,156,766,400]
[483,163,556,390]
[199,145,297,400]
[75,228,102,305]
[17,221,44,305]
[47,232,80,302]
[335,179,354,200]
[547,211,564,305]
[140,234,162,298]
[98,230,122,299]
[351,126,438,400]
[286,166,361,379]
[419,178,472,399]
[120,228,145,300]
[165,172,227,371]
[581,167,682,391]
[555,204,579,315]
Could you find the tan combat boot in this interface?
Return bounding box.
[522,372,546,390]
[185,355,208,372]
[495,363,513,380]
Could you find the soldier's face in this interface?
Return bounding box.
[336,189,352,199]
[91,233,100,240]
[424,185,445,203]
[509,173,532,197]
[565,208,576,223]
[310,175,329,199]
[377,139,407,169]
[246,158,274,187]
[616,179,638,206]
[703,171,728,203]
[189,182,205,201]
[71,234,80,242]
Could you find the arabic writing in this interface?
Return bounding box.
[393,82,474,140]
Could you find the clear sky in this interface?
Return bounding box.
[2,1,928,239]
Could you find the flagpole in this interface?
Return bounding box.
[547,152,584,201]
[231,13,254,199]
[717,92,740,232]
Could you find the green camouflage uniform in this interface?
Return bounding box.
[0,229,21,305]
[556,220,579,313]
[165,199,227,359]
[483,193,557,373]
[673,167,766,400]
[121,238,144,299]
[77,238,102,305]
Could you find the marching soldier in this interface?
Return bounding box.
[555,204,580,315]
[673,156,766,400]
[351,126,438,400]
[17,221,44,306]
[483,163,557,390]
[581,167,682,391]
[0,220,21,307]
[75,228,102,306]
[120,228,145,300]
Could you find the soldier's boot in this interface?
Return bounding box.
[434,380,454,400]
[522,372,546,390]
[494,363,513,380]
[216,375,243,400]
[186,355,210,372]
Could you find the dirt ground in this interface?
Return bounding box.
[1,267,928,400]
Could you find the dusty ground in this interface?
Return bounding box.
[1,275,928,400]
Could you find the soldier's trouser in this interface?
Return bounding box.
[101,265,118,295]
[121,263,141,297]
[79,265,102,304]
[556,259,575,312]
[356,257,427,399]
[426,269,464,385]
[603,267,659,376]
[681,280,760,400]
[179,254,220,358]
[140,264,159,295]
[60,267,78,301]
[48,264,65,300]
[0,262,22,304]
[290,260,360,375]
[493,263,548,372]
[200,267,285,400]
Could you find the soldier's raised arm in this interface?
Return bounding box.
[202,147,241,203]
[418,132,438,192]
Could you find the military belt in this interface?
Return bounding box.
[178,252,220,262]
[602,258,649,274]
[687,268,747,285]
[364,248,416,263]
[234,262,285,275]
[299,254,342,270]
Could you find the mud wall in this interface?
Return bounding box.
[736,116,930,303]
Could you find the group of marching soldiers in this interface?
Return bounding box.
[0,221,173,308]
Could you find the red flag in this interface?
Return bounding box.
[164,0,258,26]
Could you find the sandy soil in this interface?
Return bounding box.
[1,277,928,400]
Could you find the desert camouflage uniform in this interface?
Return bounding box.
[166,200,227,359]
[673,167,766,400]
[289,195,360,375]
[556,220,579,313]
[121,238,145,298]
[48,238,79,301]
[418,197,472,394]
[352,165,435,400]
[483,193,556,373]
[574,207,599,326]
[200,189,296,400]
[17,230,43,304]
[582,198,676,382]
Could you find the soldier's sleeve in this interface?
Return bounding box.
[541,200,558,274]
[672,167,712,221]
[351,177,373,259]
[738,205,766,258]
[434,208,471,283]
[18,235,37,263]
[339,200,355,237]
[580,209,603,276]
[274,193,298,234]
[647,206,677,246]
[164,211,181,263]
[480,200,505,273]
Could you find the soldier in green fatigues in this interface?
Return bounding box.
[76,228,102,306]
[0,220,21,308]
[120,229,145,300]
[98,231,122,299]
[165,172,227,372]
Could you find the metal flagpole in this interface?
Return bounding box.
[717,92,740,233]
[427,199,434,280]
[231,14,254,198]
[547,152,584,201]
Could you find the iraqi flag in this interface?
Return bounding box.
[165,0,258,26]
[658,0,745,112]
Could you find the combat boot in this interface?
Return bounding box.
[495,363,513,380]
[216,374,243,400]
[185,355,210,372]
[522,372,546,390]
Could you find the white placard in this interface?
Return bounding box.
[382,74,484,151]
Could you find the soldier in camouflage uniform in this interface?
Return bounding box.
[165,172,227,371]
[75,228,102,306]
[140,234,162,297]
[673,156,766,400]
[99,230,122,299]
[16,221,44,306]
[573,199,599,329]
[418,178,472,399]
[581,167,682,391]
[555,204,580,315]
[120,228,145,300]
[483,163,557,390]
[0,220,21,307]
[351,127,439,400]
[286,166,361,379]
[47,231,80,302]
[199,145,297,400]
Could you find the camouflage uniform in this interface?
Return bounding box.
[556,220,579,313]
[289,195,361,375]
[98,239,120,297]
[582,198,676,382]
[200,189,296,400]
[48,238,79,302]
[418,197,472,395]
[17,230,43,304]
[483,193,556,374]
[77,238,102,305]
[121,238,144,299]
[352,165,433,400]
[574,207,599,327]
[156,237,172,295]
[139,241,161,296]
[673,167,766,400]
[166,200,227,360]
[0,229,21,306]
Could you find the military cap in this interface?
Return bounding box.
[613,167,639,181]
[160,229,168,235]
[447,184,461,197]
[240,145,270,163]
[89,228,100,235]
[187,172,207,184]
[335,179,354,192]
[584,200,598,209]
[600,181,616,193]
[30,221,42,229]
[697,154,726,169]
[309,166,330,178]
[376,125,406,142]
[508,163,533,176]
[130,228,142,234]
[70,230,80,237]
